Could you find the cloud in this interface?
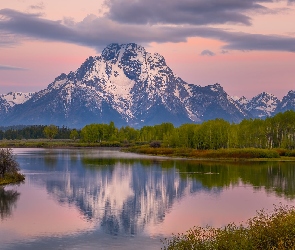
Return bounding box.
[105,0,278,26]
[221,50,229,54]
[0,8,295,53]
[29,2,45,10]
[0,9,183,50]
[201,50,215,56]
[0,65,27,71]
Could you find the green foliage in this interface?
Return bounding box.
[43,125,58,140]
[162,205,295,250]
[0,125,73,140]
[0,172,25,185]
[1,110,295,151]
[70,129,79,141]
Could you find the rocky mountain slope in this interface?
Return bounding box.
[234,92,280,118]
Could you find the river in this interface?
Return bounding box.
[1,148,295,249]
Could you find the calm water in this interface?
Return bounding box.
[1,148,295,250]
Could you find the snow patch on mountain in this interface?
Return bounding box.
[1,92,34,107]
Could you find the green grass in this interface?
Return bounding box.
[162,205,295,250]
[0,172,25,185]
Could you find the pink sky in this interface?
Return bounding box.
[0,0,295,99]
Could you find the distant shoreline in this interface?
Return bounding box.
[2,140,295,162]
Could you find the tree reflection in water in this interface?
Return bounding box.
[0,187,20,220]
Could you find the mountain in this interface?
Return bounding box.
[0,43,294,127]
[276,90,295,113]
[0,43,250,128]
[235,92,280,118]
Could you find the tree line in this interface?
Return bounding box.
[0,125,72,140]
[0,110,295,149]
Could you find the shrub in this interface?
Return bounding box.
[162,205,295,250]
[285,150,295,157]
[0,148,20,179]
[150,141,161,148]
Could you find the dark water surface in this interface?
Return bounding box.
[1,148,295,249]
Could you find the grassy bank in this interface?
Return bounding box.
[0,139,123,148]
[124,147,283,159]
[162,205,295,250]
[0,172,25,185]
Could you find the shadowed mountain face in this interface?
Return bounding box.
[0,43,294,127]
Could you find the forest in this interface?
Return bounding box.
[0,110,295,150]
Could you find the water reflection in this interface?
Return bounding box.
[173,161,295,199]
[0,187,20,220]
[13,149,295,238]
[44,160,203,236]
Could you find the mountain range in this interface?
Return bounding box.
[0,43,294,128]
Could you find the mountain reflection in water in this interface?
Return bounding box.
[44,158,205,236]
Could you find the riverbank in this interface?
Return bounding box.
[124,146,295,161]
[0,172,25,185]
[2,139,295,161]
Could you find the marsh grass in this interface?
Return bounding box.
[126,147,280,159]
[162,205,295,250]
[0,172,25,185]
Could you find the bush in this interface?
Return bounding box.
[285,150,295,157]
[0,148,20,179]
[150,141,161,148]
[162,205,295,250]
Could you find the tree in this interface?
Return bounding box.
[43,125,58,140]
[0,148,20,178]
[70,129,79,141]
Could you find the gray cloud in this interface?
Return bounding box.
[0,9,183,50]
[0,8,295,53]
[105,0,276,26]
[221,50,229,54]
[30,2,45,10]
[0,65,27,71]
[201,50,215,56]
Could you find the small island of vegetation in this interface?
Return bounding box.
[0,148,25,185]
